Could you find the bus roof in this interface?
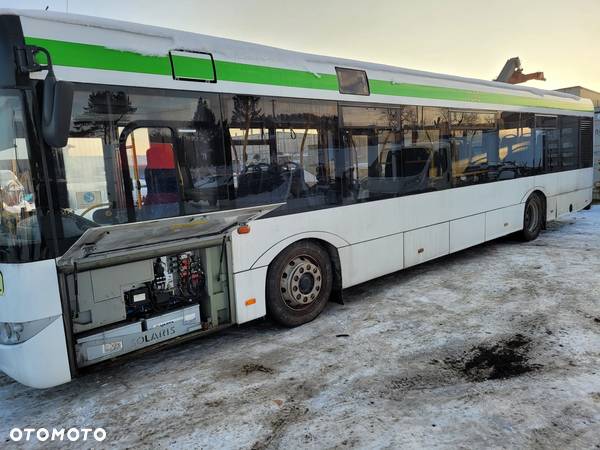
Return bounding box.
[2,9,594,116]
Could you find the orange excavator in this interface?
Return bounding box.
[495,57,546,84]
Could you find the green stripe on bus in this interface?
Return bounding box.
[26,36,172,75]
[369,80,592,112]
[24,36,593,113]
[216,60,339,91]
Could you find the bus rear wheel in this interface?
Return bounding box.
[266,241,333,327]
[521,193,544,241]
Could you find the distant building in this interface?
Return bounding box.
[556,86,600,201]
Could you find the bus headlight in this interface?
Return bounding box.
[0,316,58,345]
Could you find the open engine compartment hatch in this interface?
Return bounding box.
[61,203,282,369]
[57,203,282,273]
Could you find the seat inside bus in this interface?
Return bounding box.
[383,147,431,178]
[235,162,293,205]
[142,143,179,218]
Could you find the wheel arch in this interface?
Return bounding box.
[522,188,548,232]
[251,232,348,270]
[255,233,346,302]
[521,186,548,204]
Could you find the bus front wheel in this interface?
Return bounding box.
[521,193,544,241]
[266,241,333,327]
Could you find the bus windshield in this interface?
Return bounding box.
[0,91,40,261]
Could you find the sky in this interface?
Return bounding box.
[2,0,600,92]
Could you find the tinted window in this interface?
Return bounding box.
[340,105,448,201]
[450,111,498,186]
[536,115,558,129]
[346,106,420,200]
[534,115,560,172]
[223,95,274,170]
[336,68,370,96]
[53,90,128,229]
[222,95,291,207]
[51,88,226,253]
[0,91,49,262]
[223,95,343,213]
[273,98,340,212]
[176,98,228,213]
[498,112,534,179]
[559,116,579,171]
[420,107,450,190]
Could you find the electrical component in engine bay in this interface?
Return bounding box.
[113,250,207,320]
[150,251,206,308]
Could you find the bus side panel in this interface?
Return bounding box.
[230,168,593,321]
[339,233,403,288]
[0,318,71,389]
[0,259,72,388]
[556,188,592,217]
[485,204,524,241]
[533,168,593,198]
[546,196,558,220]
[0,259,63,321]
[450,214,486,253]
[535,168,593,218]
[235,176,539,274]
[404,222,449,268]
[247,232,349,273]
[233,266,268,324]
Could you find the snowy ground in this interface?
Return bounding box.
[2,207,600,449]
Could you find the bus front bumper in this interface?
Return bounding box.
[0,316,72,389]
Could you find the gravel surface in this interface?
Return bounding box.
[2,207,600,449]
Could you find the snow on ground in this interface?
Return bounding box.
[2,208,600,449]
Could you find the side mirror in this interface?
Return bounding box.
[42,72,73,148]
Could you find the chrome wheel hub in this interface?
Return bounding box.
[279,255,322,309]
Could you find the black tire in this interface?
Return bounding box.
[266,241,333,327]
[521,193,544,241]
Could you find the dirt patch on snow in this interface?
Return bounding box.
[242,363,275,375]
[446,334,542,382]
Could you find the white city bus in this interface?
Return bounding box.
[0,10,594,388]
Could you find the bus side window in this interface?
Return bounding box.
[450,111,498,187]
[222,95,286,206]
[559,116,579,171]
[498,112,534,179]
[419,107,451,191]
[273,98,340,211]
[535,115,560,173]
[175,96,229,213]
[51,90,131,239]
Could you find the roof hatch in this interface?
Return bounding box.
[169,50,216,83]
